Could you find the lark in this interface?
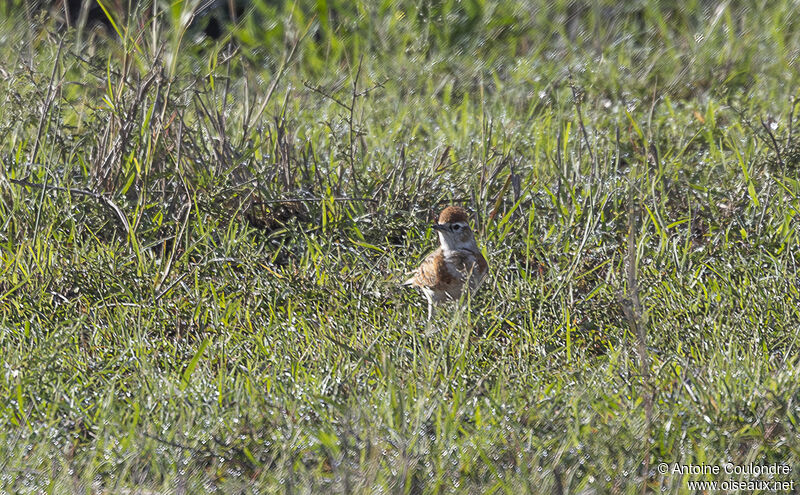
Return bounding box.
[404,206,489,319]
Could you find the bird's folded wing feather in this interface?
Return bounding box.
[404,249,450,288]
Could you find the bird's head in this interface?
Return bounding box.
[433,206,476,251]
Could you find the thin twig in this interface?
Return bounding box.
[251,196,379,205]
[356,78,389,97]
[245,15,315,136]
[619,176,653,495]
[568,73,595,167]
[760,117,785,172]
[8,178,130,235]
[302,81,350,111]
[348,55,364,195]
[28,36,64,174]
[758,117,784,235]
[787,94,797,151]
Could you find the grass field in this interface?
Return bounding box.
[1,0,799,493]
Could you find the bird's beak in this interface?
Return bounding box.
[432,224,447,232]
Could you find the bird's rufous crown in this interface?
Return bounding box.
[438,206,469,224]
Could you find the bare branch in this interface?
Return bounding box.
[8,178,130,236]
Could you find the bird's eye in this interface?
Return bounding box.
[453,224,461,231]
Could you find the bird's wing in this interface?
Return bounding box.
[474,250,489,282]
[404,248,452,289]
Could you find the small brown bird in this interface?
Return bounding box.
[404,206,489,319]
